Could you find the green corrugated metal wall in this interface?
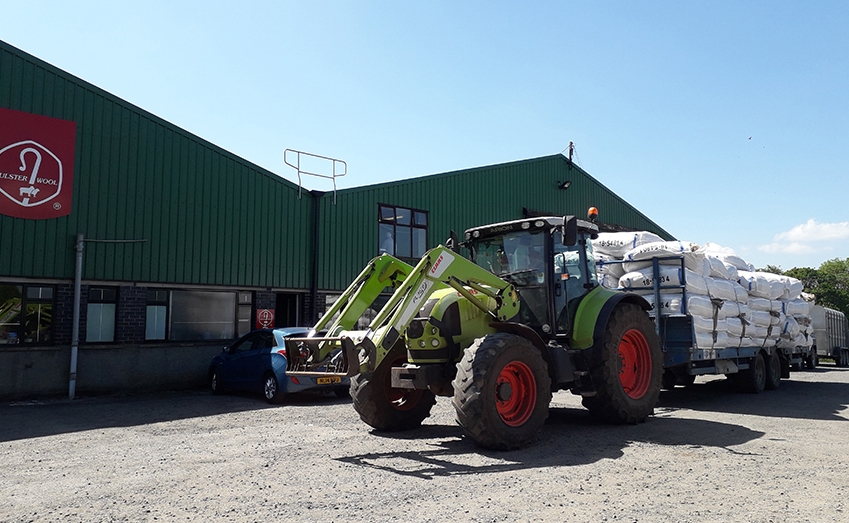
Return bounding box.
[1,39,674,296]
[0,40,312,289]
[315,155,673,291]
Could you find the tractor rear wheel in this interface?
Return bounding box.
[452,333,551,450]
[582,303,662,424]
[351,348,436,431]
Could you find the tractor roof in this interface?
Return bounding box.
[464,216,598,241]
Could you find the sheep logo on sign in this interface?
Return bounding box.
[0,108,76,220]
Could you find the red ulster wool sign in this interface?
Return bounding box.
[0,107,77,219]
[256,309,275,329]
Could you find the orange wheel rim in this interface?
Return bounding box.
[495,361,537,427]
[618,329,652,399]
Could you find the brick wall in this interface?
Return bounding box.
[117,286,147,342]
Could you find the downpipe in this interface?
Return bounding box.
[69,233,84,400]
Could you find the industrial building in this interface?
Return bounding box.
[0,39,672,400]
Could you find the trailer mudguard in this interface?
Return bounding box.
[570,286,652,351]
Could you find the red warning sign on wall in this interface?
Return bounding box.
[256,309,275,329]
[0,107,77,220]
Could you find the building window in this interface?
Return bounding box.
[378,204,428,259]
[0,284,54,345]
[146,289,169,340]
[170,290,237,341]
[86,287,117,342]
[237,291,252,337]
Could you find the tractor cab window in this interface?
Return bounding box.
[553,233,597,334]
[472,231,549,330]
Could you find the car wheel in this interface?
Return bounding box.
[263,372,286,404]
[210,369,224,395]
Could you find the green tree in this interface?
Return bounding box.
[758,264,785,275]
[785,258,849,316]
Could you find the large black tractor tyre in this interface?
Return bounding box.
[452,333,552,450]
[581,303,663,424]
[351,348,436,431]
[765,350,781,390]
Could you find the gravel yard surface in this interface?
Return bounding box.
[3,365,849,523]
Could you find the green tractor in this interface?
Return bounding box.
[287,214,662,450]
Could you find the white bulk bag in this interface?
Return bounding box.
[731,282,749,304]
[738,271,784,300]
[749,297,771,311]
[785,277,804,301]
[692,315,727,334]
[643,293,684,316]
[783,298,811,317]
[726,317,744,337]
[688,295,724,319]
[622,241,707,275]
[780,316,800,339]
[749,310,773,328]
[619,265,708,295]
[705,277,737,302]
[707,256,730,280]
[592,231,663,257]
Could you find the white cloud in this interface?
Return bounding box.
[757,219,847,256]
[774,219,849,242]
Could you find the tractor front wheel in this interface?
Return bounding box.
[452,333,552,450]
[582,303,662,424]
[351,348,436,431]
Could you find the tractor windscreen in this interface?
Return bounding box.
[471,231,549,329]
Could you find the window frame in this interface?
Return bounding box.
[145,289,170,341]
[0,283,55,346]
[86,286,118,343]
[144,289,255,342]
[377,204,429,261]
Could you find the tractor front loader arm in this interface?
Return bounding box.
[353,246,520,371]
[283,254,413,378]
[312,254,413,339]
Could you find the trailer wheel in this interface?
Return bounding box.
[582,303,662,424]
[765,350,781,390]
[809,352,818,369]
[351,348,436,431]
[740,352,766,393]
[452,333,551,450]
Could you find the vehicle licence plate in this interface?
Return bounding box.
[317,376,341,385]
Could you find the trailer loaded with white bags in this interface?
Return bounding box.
[592,232,815,392]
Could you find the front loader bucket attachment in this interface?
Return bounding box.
[283,336,360,378]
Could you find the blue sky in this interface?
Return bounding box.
[3,1,848,271]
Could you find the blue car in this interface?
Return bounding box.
[209,327,350,403]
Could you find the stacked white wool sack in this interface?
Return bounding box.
[591,231,663,290]
[591,233,813,350]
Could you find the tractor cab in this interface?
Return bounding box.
[464,215,599,339]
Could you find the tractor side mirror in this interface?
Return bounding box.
[562,216,577,246]
[446,229,460,253]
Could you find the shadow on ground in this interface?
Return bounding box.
[334,407,764,479]
[0,388,349,442]
[657,367,849,421]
